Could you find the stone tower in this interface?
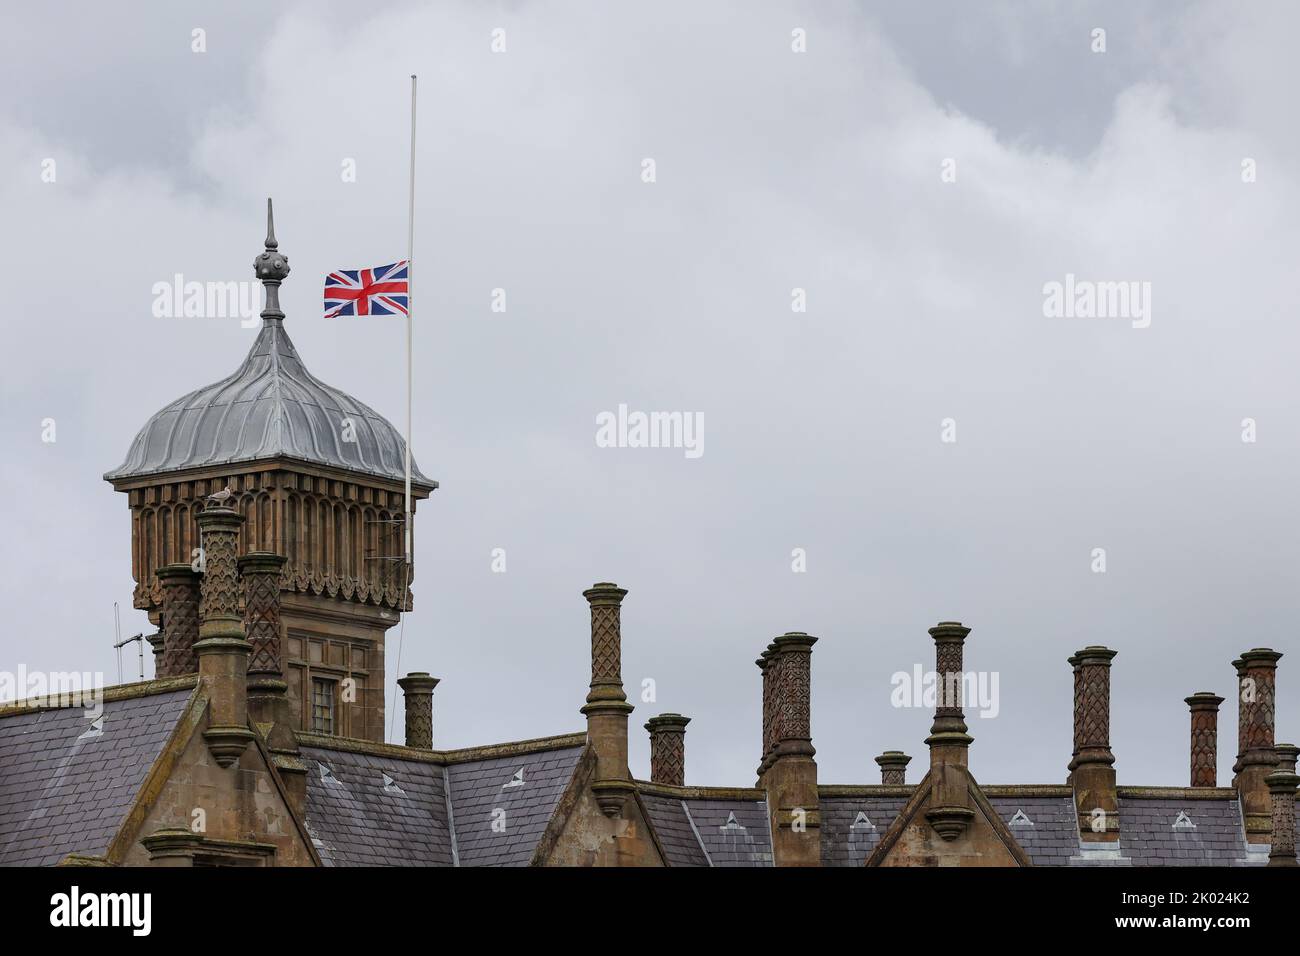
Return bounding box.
[104,200,436,742]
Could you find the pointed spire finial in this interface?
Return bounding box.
[265,197,278,251]
[253,197,291,322]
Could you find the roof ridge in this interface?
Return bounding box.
[296,730,587,764]
[0,674,197,718]
[635,781,766,800]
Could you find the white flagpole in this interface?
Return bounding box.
[389,74,417,746]
[405,74,416,564]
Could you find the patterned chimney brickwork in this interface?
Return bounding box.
[581,583,635,817]
[397,672,440,750]
[875,751,911,785]
[1235,648,1282,842]
[756,644,776,777]
[239,552,287,678]
[1069,646,1119,841]
[1237,649,1281,765]
[1185,692,1224,788]
[760,632,820,866]
[194,505,254,768]
[1266,769,1298,867]
[1231,656,1246,776]
[772,633,816,760]
[238,550,307,810]
[1066,652,1082,782]
[156,563,201,678]
[925,622,974,842]
[645,713,690,787]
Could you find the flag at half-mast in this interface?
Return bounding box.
[323,261,409,317]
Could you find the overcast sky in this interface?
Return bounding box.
[3,0,1299,788]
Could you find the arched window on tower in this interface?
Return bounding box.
[176,503,190,564]
[363,507,377,586]
[160,505,172,567]
[338,504,348,580]
[142,509,155,587]
[348,507,360,578]
[287,495,299,569]
[259,493,273,551]
[316,499,328,572]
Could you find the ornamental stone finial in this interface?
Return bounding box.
[254,198,290,321]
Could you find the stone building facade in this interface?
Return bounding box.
[0,205,1296,867]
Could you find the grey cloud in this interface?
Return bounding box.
[2,0,1297,788]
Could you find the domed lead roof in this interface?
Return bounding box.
[105,200,432,488]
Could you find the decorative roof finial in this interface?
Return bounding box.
[265,197,278,250]
[253,198,291,322]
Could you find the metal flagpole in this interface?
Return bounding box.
[390,73,417,745]
[405,74,416,563]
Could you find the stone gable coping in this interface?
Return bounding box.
[819,785,916,798]
[980,785,1074,798]
[1117,786,1238,800]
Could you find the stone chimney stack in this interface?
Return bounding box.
[876,751,910,785]
[194,506,254,768]
[1266,768,1298,867]
[397,672,440,749]
[759,632,820,866]
[645,713,690,786]
[1068,646,1119,842]
[925,622,974,841]
[156,564,202,678]
[756,643,777,777]
[1231,656,1246,776]
[1276,743,1299,774]
[1233,648,1281,843]
[581,583,635,817]
[146,631,164,673]
[1185,692,1223,788]
[239,552,287,682]
[1066,652,1081,783]
[238,550,306,807]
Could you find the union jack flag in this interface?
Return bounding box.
[323,261,409,317]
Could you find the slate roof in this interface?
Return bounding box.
[301,743,583,867]
[1117,796,1255,866]
[821,794,908,866]
[0,683,1276,869]
[300,746,454,867]
[0,688,191,866]
[987,796,1079,867]
[449,747,583,866]
[682,798,772,866]
[641,794,712,866]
